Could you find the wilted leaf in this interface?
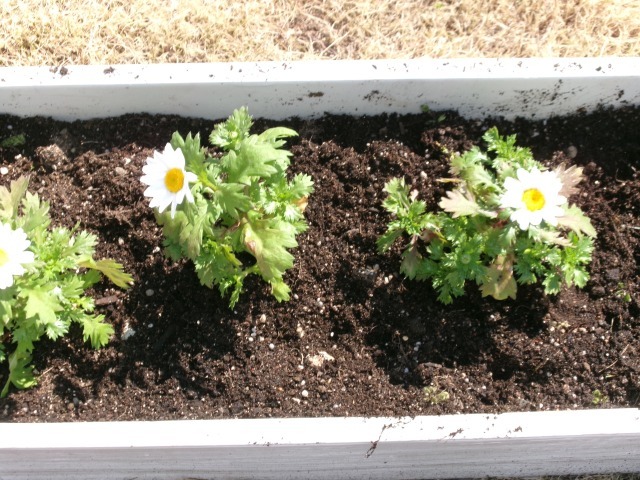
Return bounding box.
[439,188,497,218]
[480,256,517,300]
[400,244,422,279]
[554,163,584,198]
[556,205,597,237]
[243,219,297,281]
[0,176,29,221]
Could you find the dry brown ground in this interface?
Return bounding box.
[0,0,639,66]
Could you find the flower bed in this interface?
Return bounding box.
[1,59,639,479]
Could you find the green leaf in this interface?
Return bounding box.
[377,227,403,252]
[243,219,297,282]
[0,176,29,221]
[172,132,206,176]
[450,148,496,190]
[78,258,134,289]
[2,351,37,397]
[270,278,291,302]
[19,191,51,234]
[1,133,26,148]
[289,173,315,199]
[258,127,298,148]
[67,230,98,257]
[381,178,411,215]
[78,313,114,348]
[214,183,251,219]
[222,142,278,184]
[209,106,253,150]
[543,272,562,294]
[21,287,62,327]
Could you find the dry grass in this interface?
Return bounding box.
[0,0,639,66]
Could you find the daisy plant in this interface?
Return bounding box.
[0,176,132,396]
[378,127,596,304]
[141,107,313,308]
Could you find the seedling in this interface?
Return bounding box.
[614,282,632,303]
[592,389,609,405]
[423,385,450,405]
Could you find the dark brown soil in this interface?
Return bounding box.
[0,106,638,422]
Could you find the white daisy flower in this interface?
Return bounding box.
[141,143,197,218]
[0,223,35,289]
[500,167,567,230]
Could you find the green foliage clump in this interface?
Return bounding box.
[153,107,313,307]
[378,127,596,304]
[0,177,132,396]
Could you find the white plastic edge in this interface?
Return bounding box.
[1,57,639,120]
[3,408,640,448]
[2,409,640,479]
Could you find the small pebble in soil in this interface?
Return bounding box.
[301,390,309,398]
[0,167,8,175]
[565,145,578,159]
[122,326,136,340]
[269,343,275,350]
[145,289,154,296]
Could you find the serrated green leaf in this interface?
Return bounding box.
[381,178,411,215]
[209,106,253,150]
[221,142,277,184]
[172,132,206,176]
[21,287,62,327]
[258,127,298,147]
[19,190,51,234]
[1,351,37,397]
[243,219,297,282]
[67,230,98,257]
[78,313,113,348]
[289,173,315,199]
[270,278,291,302]
[543,272,562,294]
[214,183,251,219]
[377,227,403,252]
[78,258,133,289]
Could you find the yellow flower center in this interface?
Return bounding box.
[522,188,545,211]
[164,168,185,193]
[0,248,8,267]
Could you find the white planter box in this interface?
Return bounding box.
[1,58,640,480]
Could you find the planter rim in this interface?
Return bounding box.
[3,409,640,479]
[1,57,639,121]
[3,408,640,449]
